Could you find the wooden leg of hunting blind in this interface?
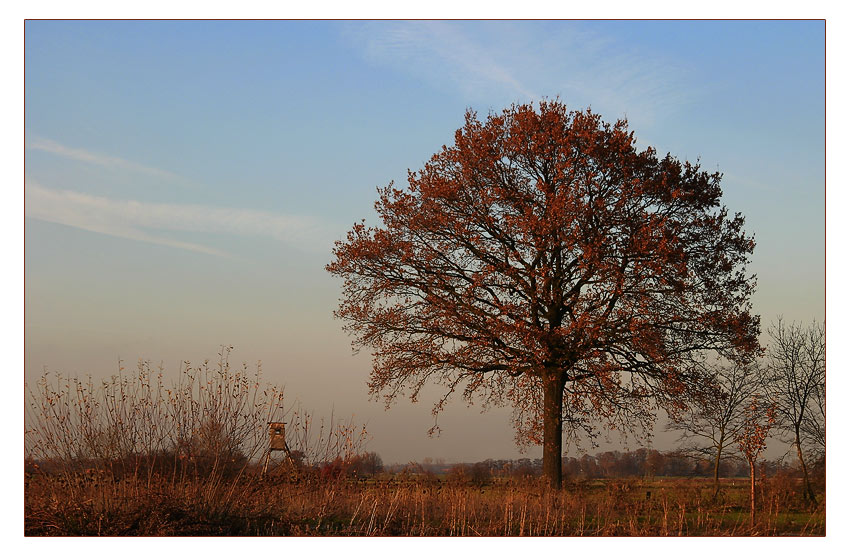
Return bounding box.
[261,441,294,477]
[261,449,272,477]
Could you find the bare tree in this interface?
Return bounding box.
[802,365,825,457]
[762,318,825,503]
[669,359,760,496]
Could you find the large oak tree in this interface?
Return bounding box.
[328,101,760,488]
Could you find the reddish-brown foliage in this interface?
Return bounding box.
[327,100,760,488]
[736,395,777,524]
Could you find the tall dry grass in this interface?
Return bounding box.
[25,347,371,533]
[24,347,824,536]
[26,347,284,479]
[25,473,825,536]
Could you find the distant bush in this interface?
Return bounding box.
[446,462,492,486]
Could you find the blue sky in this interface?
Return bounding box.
[24,20,825,463]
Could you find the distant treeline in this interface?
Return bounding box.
[383,448,823,482]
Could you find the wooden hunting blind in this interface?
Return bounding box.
[262,421,292,476]
[269,422,287,450]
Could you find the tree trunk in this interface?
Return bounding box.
[794,428,815,503]
[713,443,722,498]
[542,370,567,489]
[749,460,756,527]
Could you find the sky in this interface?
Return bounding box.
[23,20,825,464]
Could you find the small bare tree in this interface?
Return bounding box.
[735,394,776,527]
[762,319,825,503]
[669,359,760,496]
[802,366,825,456]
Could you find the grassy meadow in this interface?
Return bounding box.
[24,468,824,536]
[24,356,825,537]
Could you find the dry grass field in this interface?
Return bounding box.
[24,359,824,537]
[24,467,824,536]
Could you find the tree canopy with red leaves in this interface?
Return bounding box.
[327,101,760,488]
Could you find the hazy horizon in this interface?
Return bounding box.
[24,20,824,465]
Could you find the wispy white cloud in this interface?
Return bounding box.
[343,21,695,127]
[345,21,538,102]
[26,136,189,184]
[25,181,327,256]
